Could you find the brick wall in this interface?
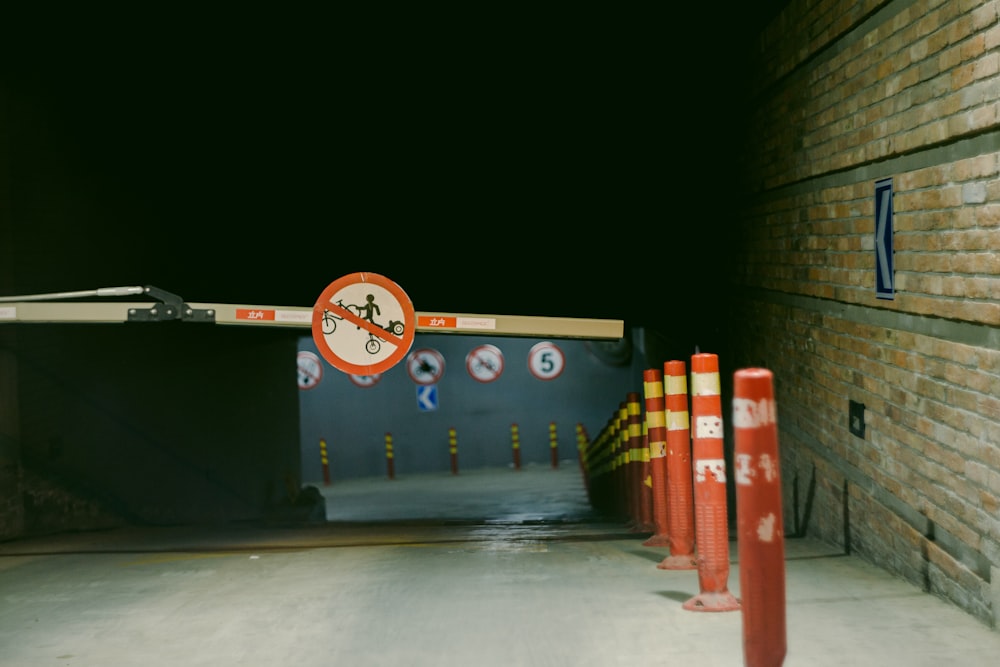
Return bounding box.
[730,0,1000,627]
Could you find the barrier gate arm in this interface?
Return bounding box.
[0,285,625,340]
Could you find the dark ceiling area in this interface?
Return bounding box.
[3,7,786,332]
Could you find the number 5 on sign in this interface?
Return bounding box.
[528,341,565,381]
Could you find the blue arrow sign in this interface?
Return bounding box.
[875,177,894,300]
[417,384,438,412]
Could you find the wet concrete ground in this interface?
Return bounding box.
[0,463,998,666]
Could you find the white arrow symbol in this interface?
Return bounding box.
[876,188,892,290]
[418,385,437,410]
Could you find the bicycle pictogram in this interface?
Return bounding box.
[321,295,406,356]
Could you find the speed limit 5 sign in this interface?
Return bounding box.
[527,341,565,381]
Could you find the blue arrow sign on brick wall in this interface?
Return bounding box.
[417,384,438,412]
[875,177,894,300]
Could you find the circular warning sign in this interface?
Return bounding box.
[528,341,565,381]
[407,348,445,385]
[466,344,504,383]
[297,350,323,389]
[349,373,382,388]
[311,272,416,376]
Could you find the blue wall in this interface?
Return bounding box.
[298,332,640,482]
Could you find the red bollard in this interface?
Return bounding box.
[642,369,670,546]
[658,360,697,570]
[683,352,740,612]
[384,432,395,480]
[734,368,786,666]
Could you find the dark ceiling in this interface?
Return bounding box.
[3,6,786,332]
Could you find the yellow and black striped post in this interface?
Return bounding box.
[449,427,458,475]
[320,438,330,486]
[575,423,589,490]
[549,421,559,468]
[616,401,629,520]
[626,392,651,531]
[511,423,521,470]
[642,368,670,547]
[385,432,395,480]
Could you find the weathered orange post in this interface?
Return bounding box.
[658,360,697,570]
[733,368,786,666]
[683,352,740,612]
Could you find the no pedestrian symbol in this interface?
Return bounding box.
[311,272,416,376]
[417,385,438,412]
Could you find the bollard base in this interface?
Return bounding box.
[682,590,740,612]
[657,554,698,570]
[642,534,671,547]
[627,520,656,534]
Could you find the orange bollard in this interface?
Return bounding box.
[734,368,786,666]
[511,423,521,471]
[549,422,559,468]
[659,360,697,570]
[384,432,395,480]
[449,427,458,475]
[319,438,331,486]
[683,352,740,612]
[642,369,670,547]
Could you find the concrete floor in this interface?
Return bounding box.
[0,463,998,666]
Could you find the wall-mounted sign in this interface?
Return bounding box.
[417,384,439,411]
[528,341,565,381]
[311,272,416,375]
[349,373,381,388]
[466,344,504,383]
[297,351,323,389]
[875,177,894,300]
[406,348,445,385]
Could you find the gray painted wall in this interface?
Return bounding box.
[298,332,641,482]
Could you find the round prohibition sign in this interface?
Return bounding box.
[349,373,382,388]
[528,341,565,381]
[407,348,445,385]
[466,344,504,383]
[297,351,323,389]
[311,272,416,376]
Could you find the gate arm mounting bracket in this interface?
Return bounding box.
[127,285,217,323]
